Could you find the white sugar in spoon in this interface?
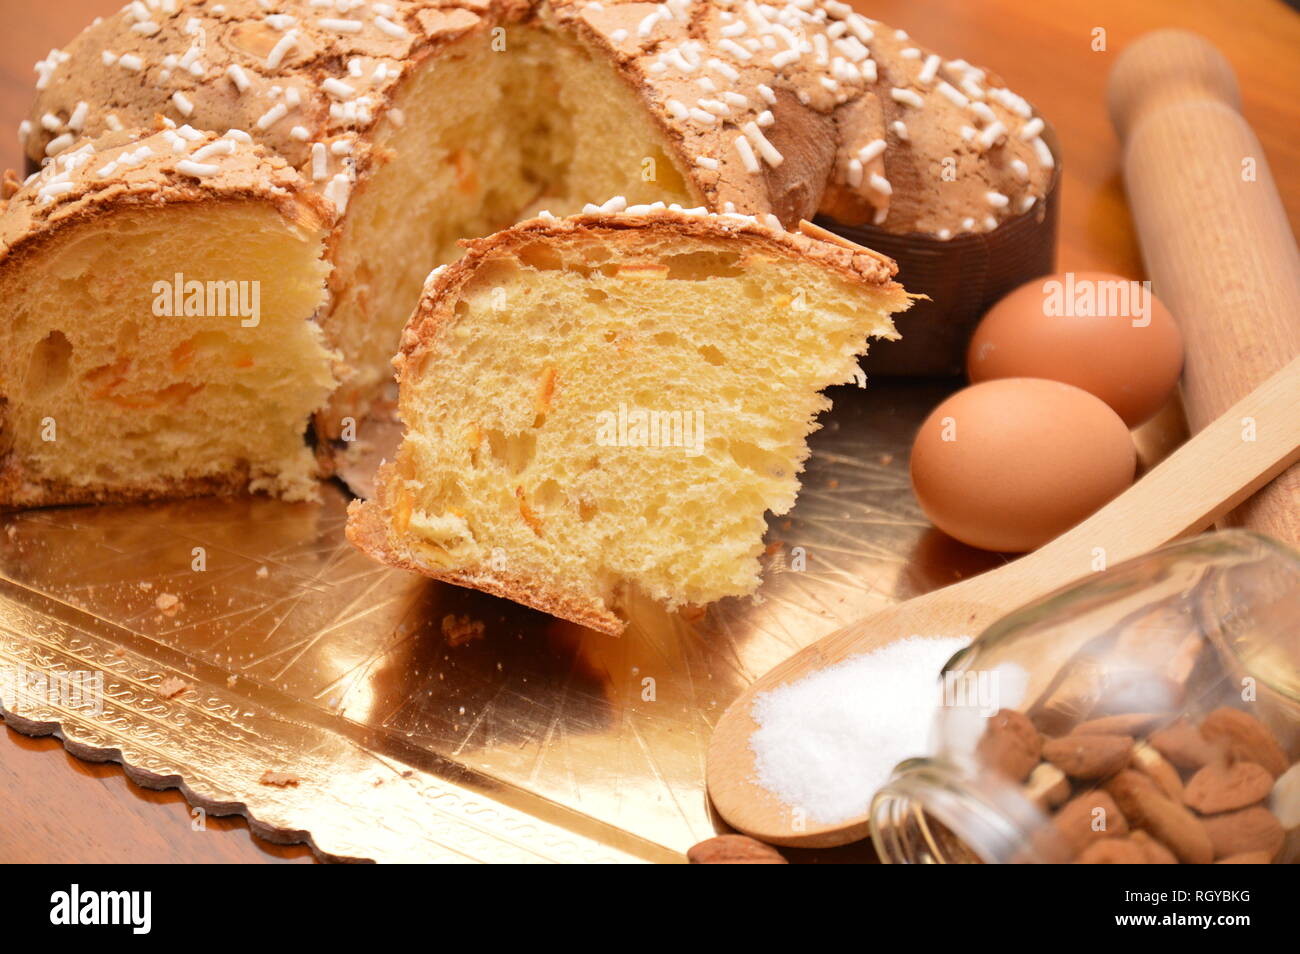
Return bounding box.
[707,354,1299,848]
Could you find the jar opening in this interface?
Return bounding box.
[871,758,1062,864]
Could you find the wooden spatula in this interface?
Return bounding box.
[706,354,1300,848]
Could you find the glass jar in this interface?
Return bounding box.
[870,530,1300,864]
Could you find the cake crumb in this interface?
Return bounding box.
[441,613,484,647]
[225,674,238,688]
[259,770,302,788]
[138,581,153,591]
[155,592,180,613]
[255,565,269,579]
[157,676,192,699]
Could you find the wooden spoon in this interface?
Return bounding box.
[706,354,1300,848]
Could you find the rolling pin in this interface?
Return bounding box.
[1108,29,1300,544]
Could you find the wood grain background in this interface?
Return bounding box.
[1,0,1297,863]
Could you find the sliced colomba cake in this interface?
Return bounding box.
[0,127,336,506]
[21,0,1054,448]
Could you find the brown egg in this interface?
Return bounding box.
[910,379,1137,552]
[967,271,1184,426]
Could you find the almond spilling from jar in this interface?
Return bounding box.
[1201,806,1285,861]
[1055,791,1128,854]
[1200,707,1289,778]
[1185,762,1274,815]
[977,708,1041,783]
[1131,829,1178,864]
[1042,733,1133,780]
[1106,770,1213,864]
[1149,719,1224,771]
[1075,837,1147,864]
[1130,741,1185,802]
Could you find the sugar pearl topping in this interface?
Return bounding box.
[21,0,1052,238]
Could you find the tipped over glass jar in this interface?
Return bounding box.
[870,530,1300,864]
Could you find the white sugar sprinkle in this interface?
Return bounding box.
[1032,136,1055,168]
[255,103,288,130]
[936,80,969,108]
[734,135,760,174]
[977,121,1006,150]
[743,121,783,167]
[373,15,408,38]
[750,636,971,825]
[322,77,356,100]
[1020,117,1045,140]
[324,173,352,215]
[176,159,219,177]
[311,142,328,181]
[890,87,923,108]
[857,138,886,163]
[266,30,298,70]
[918,53,940,85]
[318,18,363,34]
[226,63,251,92]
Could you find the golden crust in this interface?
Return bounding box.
[25,0,1053,237]
[349,207,908,634]
[402,206,903,360]
[0,460,251,512]
[1,127,328,269]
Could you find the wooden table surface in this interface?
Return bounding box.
[1,0,1298,864]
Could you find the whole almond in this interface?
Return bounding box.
[1130,742,1184,802]
[1075,837,1148,864]
[1185,762,1274,814]
[1106,770,1213,864]
[1055,791,1128,854]
[687,835,787,864]
[1201,807,1284,861]
[1215,851,1275,864]
[1043,733,1133,780]
[1105,769,1163,822]
[977,708,1042,783]
[1200,707,1288,778]
[1149,720,1223,771]
[1131,830,1179,864]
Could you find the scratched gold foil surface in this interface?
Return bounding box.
[0,381,1184,862]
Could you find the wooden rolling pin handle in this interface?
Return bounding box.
[1107,29,1300,545]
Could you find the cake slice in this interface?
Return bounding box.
[0,129,337,508]
[347,207,909,633]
